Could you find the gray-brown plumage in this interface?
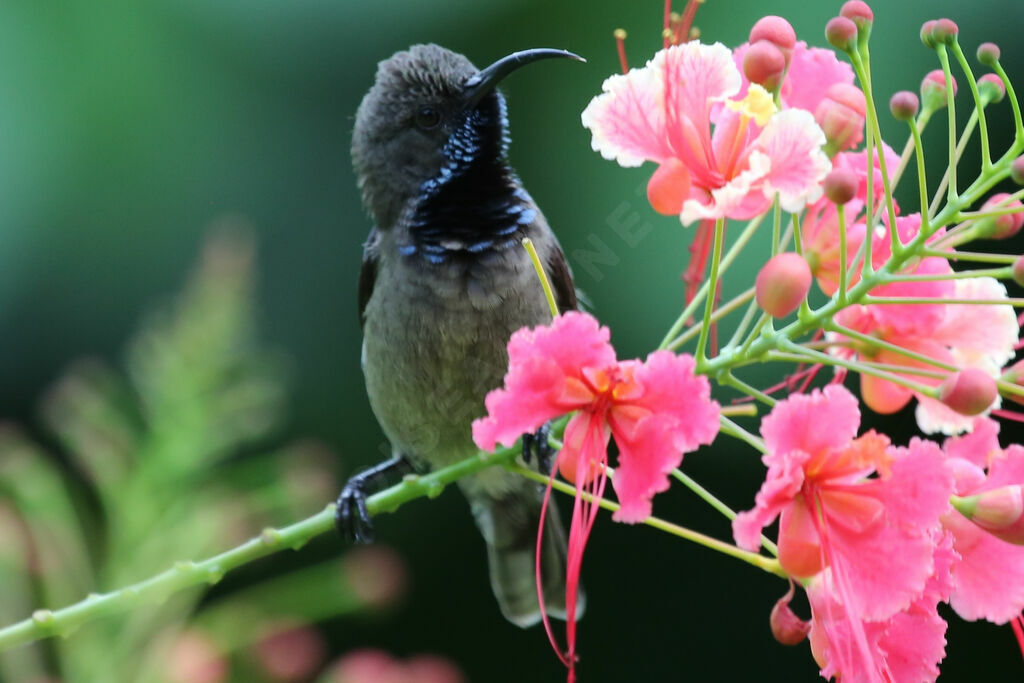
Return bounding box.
[338,44,583,627]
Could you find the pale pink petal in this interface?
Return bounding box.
[933,277,1018,368]
[732,448,809,551]
[915,394,989,436]
[760,385,861,461]
[659,42,741,136]
[472,312,616,450]
[753,108,830,212]
[630,350,720,452]
[581,68,672,167]
[943,417,1001,467]
[946,513,1024,622]
[838,143,902,208]
[611,414,683,523]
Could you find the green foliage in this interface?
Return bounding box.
[0,228,403,683]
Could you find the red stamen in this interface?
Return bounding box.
[683,219,716,311]
[536,466,572,669]
[673,0,702,45]
[614,29,629,75]
[663,0,672,49]
[1011,615,1024,661]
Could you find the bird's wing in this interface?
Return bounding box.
[357,228,381,329]
[546,246,578,313]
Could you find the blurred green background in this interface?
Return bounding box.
[2,0,1024,680]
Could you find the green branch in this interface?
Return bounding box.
[0,444,521,651]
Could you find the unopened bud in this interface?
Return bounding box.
[978,74,1006,104]
[939,369,998,416]
[952,486,1024,545]
[756,253,812,318]
[1011,156,1024,185]
[814,83,866,153]
[889,91,920,121]
[975,193,1024,240]
[826,16,858,52]
[840,1,874,36]
[823,168,858,204]
[750,16,796,63]
[647,158,692,216]
[1014,257,1024,288]
[744,40,787,92]
[920,20,938,49]
[930,18,959,46]
[921,70,957,111]
[770,582,811,646]
[977,42,1001,66]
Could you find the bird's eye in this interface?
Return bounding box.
[415,106,442,130]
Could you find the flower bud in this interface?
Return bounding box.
[814,83,866,153]
[756,253,812,318]
[647,158,692,216]
[1001,358,1024,405]
[889,91,920,121]
[823,168,858,204]
[930,18,959,46]
[939,369,998,416]
[770,583,811,646]
[1012,156,1024,185]
[255,622,327,682]
[921,70,957,111]
[750,16,796,63]
[826,16,858,52]
[977,42,1001,66]
[1014,257,1024,289]
[952,486,1024,545]
[974,193,1024,239]
[743,40,787,92]
[840,1,874,36]
[978,74,1006,104]
[920,20,938,49]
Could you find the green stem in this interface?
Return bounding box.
[826,322,959,372]
[880,267,1011,282]
[937,46,959,209]
[695,218,726,362]
[721,372,776,407]
[522,238,559,318]
[507,464,785,578]
[717,415,766,453]
[908,117,931,234]
[928,109,979,219]
[863,296,1024,307]
[924,249,1017,264]
[666,287,755,351]
[837,201,849,304]
[0,444,522,651]
[950,42,992,170]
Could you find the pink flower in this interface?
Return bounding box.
[733,386,954,679]
[942,419,1024,623]
[731,40,856,117]
[473,311,720,522]
[581,41,830,225]
[473,311,720,680]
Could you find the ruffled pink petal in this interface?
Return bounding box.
[680,152,773,224]
[779,43,857,113]
[659,42,741,140]
[629,350,721,452]
[472,312,616,450]
[943,417,1001,467]
[753,108,830,213]
[822,439,953,621]
[610,414,684,523]
[581,67,672,167]
[732,448,809,551]
[760,385,861,462]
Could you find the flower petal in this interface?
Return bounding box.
[630,350,720,452]
[581,65,672,167]
[611,415,683,523]
[753,108,830,213]
[760,384,861,461]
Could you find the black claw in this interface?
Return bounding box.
[522,422,555,474]
[334,456,415,544]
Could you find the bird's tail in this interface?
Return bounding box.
[469,486,581,628]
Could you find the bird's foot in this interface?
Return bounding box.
[522,423,556,475]
[335,456,414,544]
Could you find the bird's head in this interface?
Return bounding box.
[351,44,583,229]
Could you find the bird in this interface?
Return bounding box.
[338,43,584,628]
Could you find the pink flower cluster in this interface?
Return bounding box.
[734,387,1024,680]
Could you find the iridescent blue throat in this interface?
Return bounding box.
[401,93,536,264]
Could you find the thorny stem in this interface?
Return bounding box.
[0,443,524,651]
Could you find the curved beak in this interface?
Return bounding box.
[463,48,585,109]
